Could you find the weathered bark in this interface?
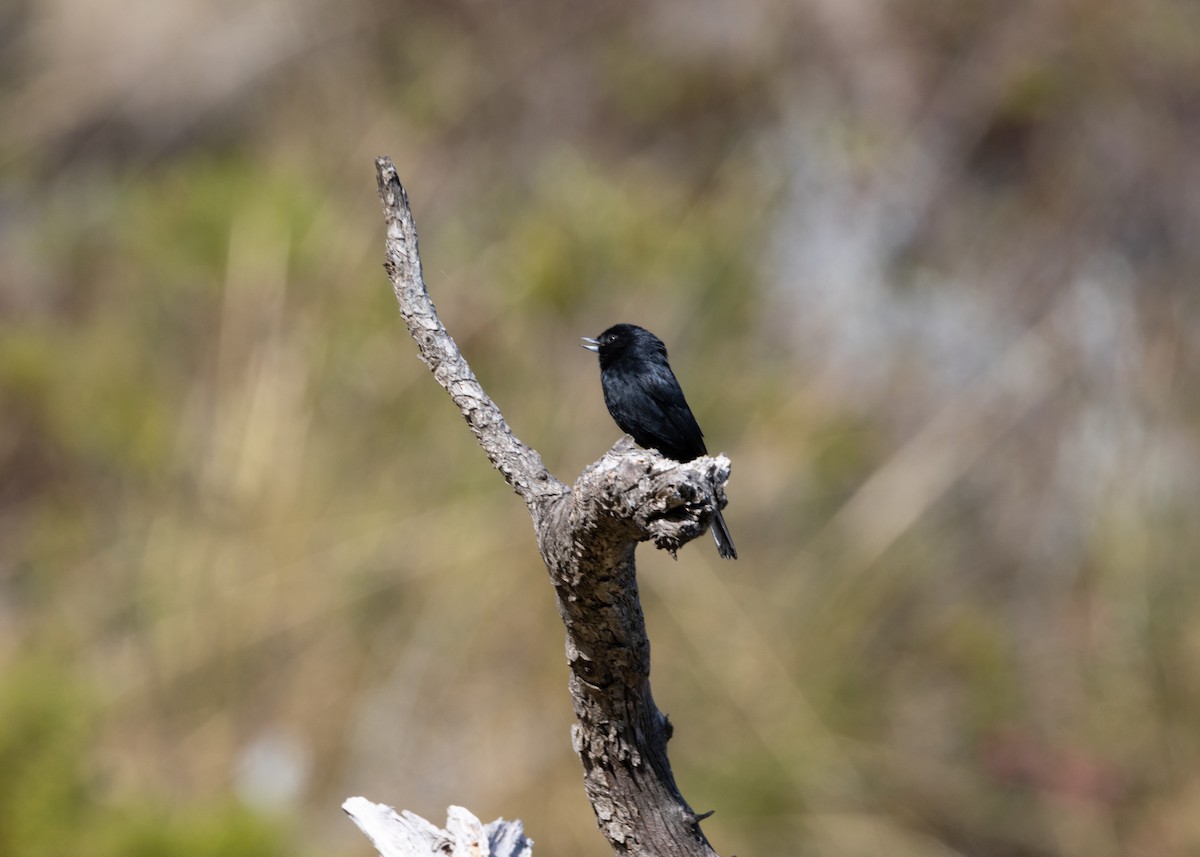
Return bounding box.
[370,157,728,857]
[343,798,533,857]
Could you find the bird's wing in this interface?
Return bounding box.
[643,364,707,460]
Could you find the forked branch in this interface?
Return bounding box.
[363,157,728,857]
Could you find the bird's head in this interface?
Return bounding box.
[581,324,666,369]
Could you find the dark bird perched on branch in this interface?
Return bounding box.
[582,323,737,560]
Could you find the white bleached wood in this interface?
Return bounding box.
[342,797,533,857]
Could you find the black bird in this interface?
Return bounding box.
[582,323,737,559]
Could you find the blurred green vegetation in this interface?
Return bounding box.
[3,1,1200,855]
[0,665,290,857]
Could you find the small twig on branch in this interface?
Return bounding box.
[359,157,730,857]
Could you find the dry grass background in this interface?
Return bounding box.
[3,1,1200,855]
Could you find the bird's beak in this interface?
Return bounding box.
[580,337,600,353]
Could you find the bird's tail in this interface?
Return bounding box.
[711,509,737,560]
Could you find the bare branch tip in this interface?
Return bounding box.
[374,156,409,212]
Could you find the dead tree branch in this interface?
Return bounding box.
[342,798,532,857]
[363,157,729,857]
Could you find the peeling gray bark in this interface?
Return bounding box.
[373,157,727,857]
